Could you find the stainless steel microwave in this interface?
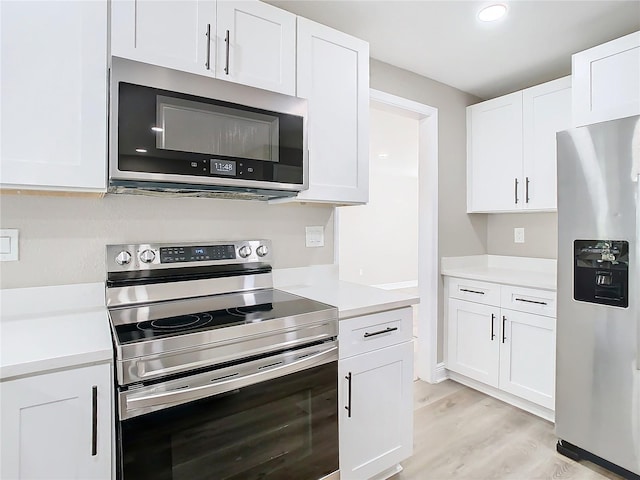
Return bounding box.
[109,57,307,200]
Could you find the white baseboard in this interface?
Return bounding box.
[433,362,448,383]
[372,280,418,290]
[447,370,555,423]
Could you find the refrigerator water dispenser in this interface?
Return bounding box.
[574,240,629,308]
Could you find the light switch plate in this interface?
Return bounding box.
[514,227,525,244]
[0,229,19,261]
[305,226,325,247]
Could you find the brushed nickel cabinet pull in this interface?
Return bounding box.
[514,178,519,204]
[491,313,496,340]
[224,30,230,75]
[502,316,507,343]
[525,176,530,203]
[345,372,352,418]
[205,24,211,70]
[363,327,398,338]
[91,385,98,456]
[515,297,548,306]
[460,288,485,295]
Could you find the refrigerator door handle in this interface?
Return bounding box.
[636,174,640,370]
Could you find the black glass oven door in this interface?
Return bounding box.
[118,361,338,480]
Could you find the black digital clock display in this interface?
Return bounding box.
[160,245,236,263]
[211,159,236,176]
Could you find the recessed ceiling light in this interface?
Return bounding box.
[135,148,148,153]
[478,4,507,22]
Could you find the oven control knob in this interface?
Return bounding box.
[238,245,252,258]
[256,245,269,257]
[140,249,156,264]
[115,250,132,266]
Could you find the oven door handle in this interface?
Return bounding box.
[122,346,337,418]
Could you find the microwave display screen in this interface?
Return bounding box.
[211,160,236,176]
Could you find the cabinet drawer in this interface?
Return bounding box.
[447,278,500,306]
[501,285,556,317]
[339,308,413,359]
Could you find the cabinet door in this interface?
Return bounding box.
[339,342,413,479]
[0,0,107,191]
[0,363,112,479]
[499,309,556,409]
[216,1,295,95]
[467,91,524,212]
[296,18,370,204]
[572,31,640,127]
[446,299,500,387]
[111,0,215,77]
[522,76,572,211]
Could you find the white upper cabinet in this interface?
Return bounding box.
[0,0,108,192]
[111,0,296,95]
[295,18,370,204]
[467,76,571,213]
[572,31,640,127]
[467,91,523,212]
[522,76,572,211]
[216,1,296,95]
[111,0,216,77]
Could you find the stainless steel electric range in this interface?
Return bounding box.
[106,240,339,480]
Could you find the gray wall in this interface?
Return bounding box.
[369,60,558,364]
[487,212,558,259]
[370,59,486,362]
[0,193,334,289]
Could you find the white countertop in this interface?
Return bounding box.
[0,283,112,380]
[441,255,557,290]
[274,265,419,319]
[0,268,418,379]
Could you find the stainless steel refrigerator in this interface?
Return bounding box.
[556,114,639,478]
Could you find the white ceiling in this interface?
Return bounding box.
[266,0,640,100]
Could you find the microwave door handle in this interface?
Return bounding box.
[123,346,337,415]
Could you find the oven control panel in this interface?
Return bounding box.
[107,240,271,271]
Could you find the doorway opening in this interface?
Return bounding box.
[336,89,439,382]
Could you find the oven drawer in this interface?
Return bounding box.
[339,308,413,359]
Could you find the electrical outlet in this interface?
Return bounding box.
[305,226,325,247]
[0,229,19,261]
[514,227,525,244]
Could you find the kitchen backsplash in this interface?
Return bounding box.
[0,193,334,289]
[486,212,557,259]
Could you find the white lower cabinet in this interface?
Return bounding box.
[339,309,413,480]
[0,363,112,480]
[446,299,500,387]
[445,277,556,416]
[499,309,555,409]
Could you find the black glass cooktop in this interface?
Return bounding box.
[109,289,335,345]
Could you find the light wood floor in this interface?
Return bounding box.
[393,380,626,480]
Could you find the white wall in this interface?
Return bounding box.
[338,103,419,287]
[0,193,334,289]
